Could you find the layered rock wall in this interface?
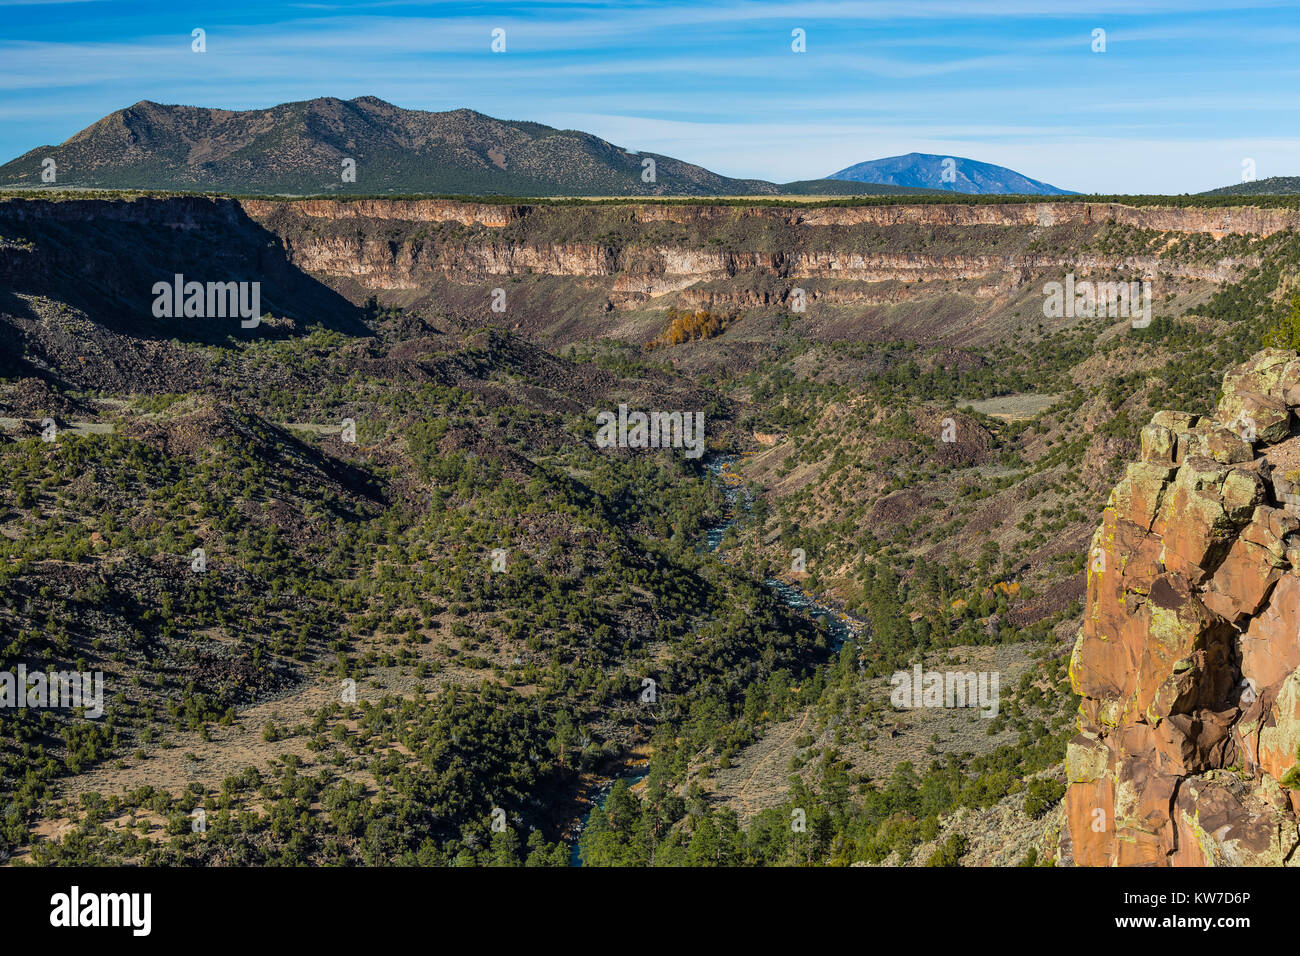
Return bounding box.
[243,198,1300,237]
[233,199,1269,310]
[0,198,1275,323]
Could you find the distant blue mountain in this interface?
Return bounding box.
[828,152,1074,196]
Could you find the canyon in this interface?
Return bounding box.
[4,191,1300,868]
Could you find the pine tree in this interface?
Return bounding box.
[1263,291,1300,350]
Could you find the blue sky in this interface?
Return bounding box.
[1,0,1298,193]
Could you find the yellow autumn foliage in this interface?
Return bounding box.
[645,307,741,348]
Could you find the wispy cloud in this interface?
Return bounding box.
[0,0,1296,191]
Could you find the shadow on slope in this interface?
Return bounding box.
[0,196,367,343]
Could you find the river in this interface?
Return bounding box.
[567,454,868,865]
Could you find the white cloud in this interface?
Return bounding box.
[544,113,1300,193]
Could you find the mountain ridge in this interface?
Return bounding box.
[0,96,942,198]
[1202,176,1300,197]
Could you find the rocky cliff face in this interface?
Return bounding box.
[1064,349,1300,866]
[232,199,1270,344]
[243,197,1300,235]
[1,198,1275,329]
[0,193,1285,362]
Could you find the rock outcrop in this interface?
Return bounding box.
[1064,348,1300,866]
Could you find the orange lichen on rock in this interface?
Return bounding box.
[1063,349,1300,866]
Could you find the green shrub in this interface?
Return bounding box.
[1023,777,1067,818]
[925,833,969,867]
